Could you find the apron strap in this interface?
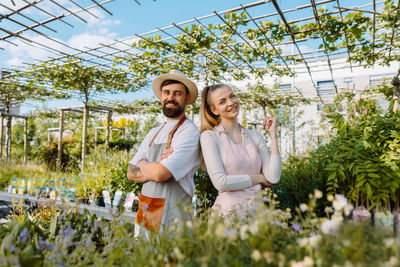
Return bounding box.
[166,116,186,149]
[148,123,166,147]
[148,116,187,149]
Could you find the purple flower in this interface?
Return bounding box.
[85,238,92,246]
[56,259,65,266]
[291,223,301,232]
[10,245,15,253]
[19,228,29,243]
[38,239,54,250]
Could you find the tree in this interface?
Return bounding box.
[27,58,140,170]
[0,72,54,161]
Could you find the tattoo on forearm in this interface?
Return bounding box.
[128,164,142,176]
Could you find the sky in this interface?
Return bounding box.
[1,0,264,114]
[0,0,387,114]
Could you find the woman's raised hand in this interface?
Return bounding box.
[264,117,278,138]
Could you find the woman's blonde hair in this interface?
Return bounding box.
[200,84,229,132]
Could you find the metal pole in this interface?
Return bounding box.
[81,105,89,171]
[190,105,194,121]
[5,116,11,162]
[57,110,64,171]
[392,69,400,113]
[23,118,27,165]
[94,128,98,143]
[0,115,3,160]
[106,111,111,147]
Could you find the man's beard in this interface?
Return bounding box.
[162,101,185,118]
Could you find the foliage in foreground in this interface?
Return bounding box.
[0,191,399,267]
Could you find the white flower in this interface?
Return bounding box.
[290,261,305,267]
[385,256,399,267]
[303,256,314,266]
[215,224,225,237]
[300,203,308,212]
[314,189,323,199]
[240,224,249,240]
[384,238,395,248]
[263,251,273,264]
[173,247,184,261]
[249,222,259,235]
[332,195,348,211]
[325,206,333,214]
[341,239,351,247]
[331,213,344,223]
[251,249,261,261]
[309,235,322,248]
[321,219,340,234]
[297,237,309,248]
[327,195,334,202]
[343,204,354,216]
[225,229,238,240]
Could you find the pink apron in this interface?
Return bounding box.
[212,124,262,217]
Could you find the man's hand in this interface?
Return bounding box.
[127,163,149,183]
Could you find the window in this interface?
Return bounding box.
[317,80,335,97]
[343,77,353,84]
[369,74,393,85]
[280,83,292,94]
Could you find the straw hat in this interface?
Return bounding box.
[152,69,198,104]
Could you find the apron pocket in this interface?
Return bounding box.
[136,194,166,234]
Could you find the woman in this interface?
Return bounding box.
[200,84,281,217]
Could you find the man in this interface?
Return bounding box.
[127,69,200,238]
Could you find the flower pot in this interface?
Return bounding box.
[375,210,394,230]
[352,206,371,223]
[95,196,105,207]
[393,209,400,233]
[78,197,89,205]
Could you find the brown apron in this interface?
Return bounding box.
[134,117,191,239]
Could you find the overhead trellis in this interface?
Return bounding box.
[3,0,400,104]
[0,0,141,61]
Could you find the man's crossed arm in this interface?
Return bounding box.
[127,160,173,183]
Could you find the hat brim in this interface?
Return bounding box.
[152,73,198,104]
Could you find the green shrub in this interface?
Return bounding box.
[194,169,218,213]
[109,159,141,198]
[272,151,331,217]
[96,139,137,151]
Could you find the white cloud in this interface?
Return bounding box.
[4,34,74,68]
[68,32,117,51]
[6,57,23,68]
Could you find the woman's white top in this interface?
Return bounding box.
[200,126,281,191]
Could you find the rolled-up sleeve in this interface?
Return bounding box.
[254,130,281,183]
[200,131,252,191]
